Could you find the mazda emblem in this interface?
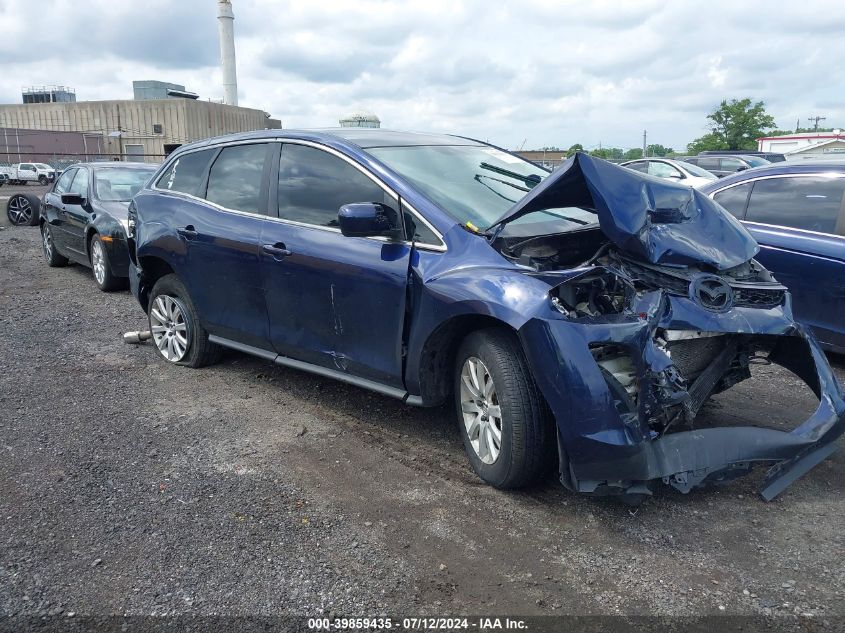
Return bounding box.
[689,274,733,311]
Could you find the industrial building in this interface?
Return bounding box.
[0,1,281,165]
[0,98,280,162]
[22,85,76,104]
[758,131,845,160]
[132,80,198,101]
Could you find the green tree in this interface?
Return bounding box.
[646,144,673,157]
[687,98,776,153]
[565,143,584,157]
[589,147,624,160]
[623,148,643,160]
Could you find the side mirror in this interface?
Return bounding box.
[736,166,749,172]
[61,193,86,205]
[338,203,402,239]
[667,172,684,179]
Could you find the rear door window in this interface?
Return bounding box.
[625,161,648,173]
[156,149,215,197]
[277,143,388,228]
[648,161,681,178]
[745,176,845,234]
[697,157,720,171]
[713,182,753,219]
[205,143,269,214]
[720,157,746,171]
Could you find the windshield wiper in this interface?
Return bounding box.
[473,174,520,203]
[479,162,543,188]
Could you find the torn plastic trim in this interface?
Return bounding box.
[490,152,759,271]
[518,291,845,501]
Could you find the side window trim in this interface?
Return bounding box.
[203,142,272,215]
[151,138,447,251]
[711,181,752,220]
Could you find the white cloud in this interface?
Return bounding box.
[1,0,844,151]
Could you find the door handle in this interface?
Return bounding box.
[262,243,292,259]
[177,225,198,240]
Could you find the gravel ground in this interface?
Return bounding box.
[1,225,844,626]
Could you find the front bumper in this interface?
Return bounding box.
[520,292,845,500]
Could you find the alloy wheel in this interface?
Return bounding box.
[42,225,53,260]
[150,295,190,362]
[8,195,32,225]
[459,357,503,465]
[91,239,106,285]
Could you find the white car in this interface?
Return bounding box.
[8,162,57,185]
[621,158,717,189]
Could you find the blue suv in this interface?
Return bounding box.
[127,129,845,501]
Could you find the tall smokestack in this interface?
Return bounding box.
[217,0,238,106]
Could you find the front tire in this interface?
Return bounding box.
[41,223,68,267]
[454,328,555,489]
[38,175,48,185]
[148,274,221,368]
[89,234,123,292]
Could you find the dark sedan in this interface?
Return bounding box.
[700,161,845,353]
[39,162,158,291]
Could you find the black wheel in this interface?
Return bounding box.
[89,234,124,292]
[41,223,68,267]
[148,274,221,368]
[6,193,40,226]
[38,175,48,185]
[454,328,555,489]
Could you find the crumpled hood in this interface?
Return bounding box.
[491,152,759,270]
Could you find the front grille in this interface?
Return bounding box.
[732,286,786,309]
[666,336,727,381]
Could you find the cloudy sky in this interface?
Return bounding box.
[1,0,843,151]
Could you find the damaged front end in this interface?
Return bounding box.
[496,154,845,500]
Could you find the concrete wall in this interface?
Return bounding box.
[0,99,281,162]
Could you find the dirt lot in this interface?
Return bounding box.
[1,225,844,627]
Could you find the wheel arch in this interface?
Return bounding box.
[414,313,522,406]
[137,255,176,312]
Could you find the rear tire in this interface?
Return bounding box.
[148,274,221,368]
[454,328,555,489]
[41,223,68,267]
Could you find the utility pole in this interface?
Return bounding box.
[808,115,827,131]
[642,130,647,158]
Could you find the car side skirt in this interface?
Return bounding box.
[207,335,425,406]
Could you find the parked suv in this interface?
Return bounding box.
[680,154,770,178]
[127,130,845,501]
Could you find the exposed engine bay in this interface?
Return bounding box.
[496,225,800,466]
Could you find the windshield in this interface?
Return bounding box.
[34,163,52,170]
[368,144,598,233]
[680,161,717,179]
[94,167,155,201]
[744,156,771,167]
